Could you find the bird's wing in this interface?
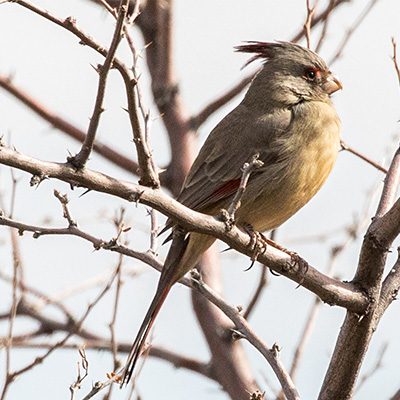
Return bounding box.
[177,104,292,213]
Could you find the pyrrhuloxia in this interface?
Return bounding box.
[122,41,342,384]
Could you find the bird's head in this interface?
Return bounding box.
[236,41,342,108]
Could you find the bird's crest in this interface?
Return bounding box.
[235,41,282,68]
[235,41,320,70]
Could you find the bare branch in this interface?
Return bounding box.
[378,248,400,319]
[375,145,400,217]
[392,37,400,91]
[148,208,159,255]
[389,387,400,400]
[189,74,254,131]
[69,345,89,400]
[329,0,379,64]
[71,0,130,168]
[340,140,388,174]
[315,0,335,52]
[242,266,268,321]
[10,0,159,187]
[191,270,300,400]
[0,145,369,313]
[291,0,350,43]
[0,75,140,175]
[0,230,21,400]
[304,0,319,49]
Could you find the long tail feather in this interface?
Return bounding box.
[122,284,171,385]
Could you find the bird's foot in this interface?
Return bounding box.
[264,238,308,275]
[243,224,268,269]
[286,251,309,288]
[242,230,309,283]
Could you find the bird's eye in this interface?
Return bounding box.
[304,68,319,81]
[306,70,316,79]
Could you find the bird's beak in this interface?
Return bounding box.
[323,74,342,95]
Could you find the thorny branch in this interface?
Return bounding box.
[70,0,130,169]
[0,249,122,393]
[0,144,369,313]
[191,270,300,400]
[8,0,159,187]
[0,75,140,175]
[2,1,400,399]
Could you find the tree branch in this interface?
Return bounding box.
[0,145,369,313]
[340,140,388,174]
[189,74,254,131]
[70,0,130,168]
[191,270,300,400]
[0,75,140,175]
[10,0,159,187]
[318,144,400,399]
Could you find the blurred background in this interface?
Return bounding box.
[0,0,400,399]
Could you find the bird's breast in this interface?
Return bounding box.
[236,100,340,232]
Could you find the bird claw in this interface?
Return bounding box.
[243,224,268,268]
[288,252,309,273]
[286,251,309,287]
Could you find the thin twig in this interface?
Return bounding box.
[392,37,400,92]
[148,208,159,255]
[71,0,129,168]
[242,267,268,320]
[291,0,349,43]
[340,140,388,174]
[0,74,140,175]
[189,74,254,131]
[0,231,21,400]
[304,0,319,49]
[315,0,335,52]
[54,190,76,226]
[190,270,301,400]
[329,0,379,64]
[69,345,89,400]
[106,254,124,400]
[225,154,264,221]
[10,0,159,187]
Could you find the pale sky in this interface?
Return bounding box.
[1,1,400,399]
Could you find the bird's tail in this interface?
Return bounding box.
[122,230,190,385]
[121,231,215,385]
[121,282,171,385]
